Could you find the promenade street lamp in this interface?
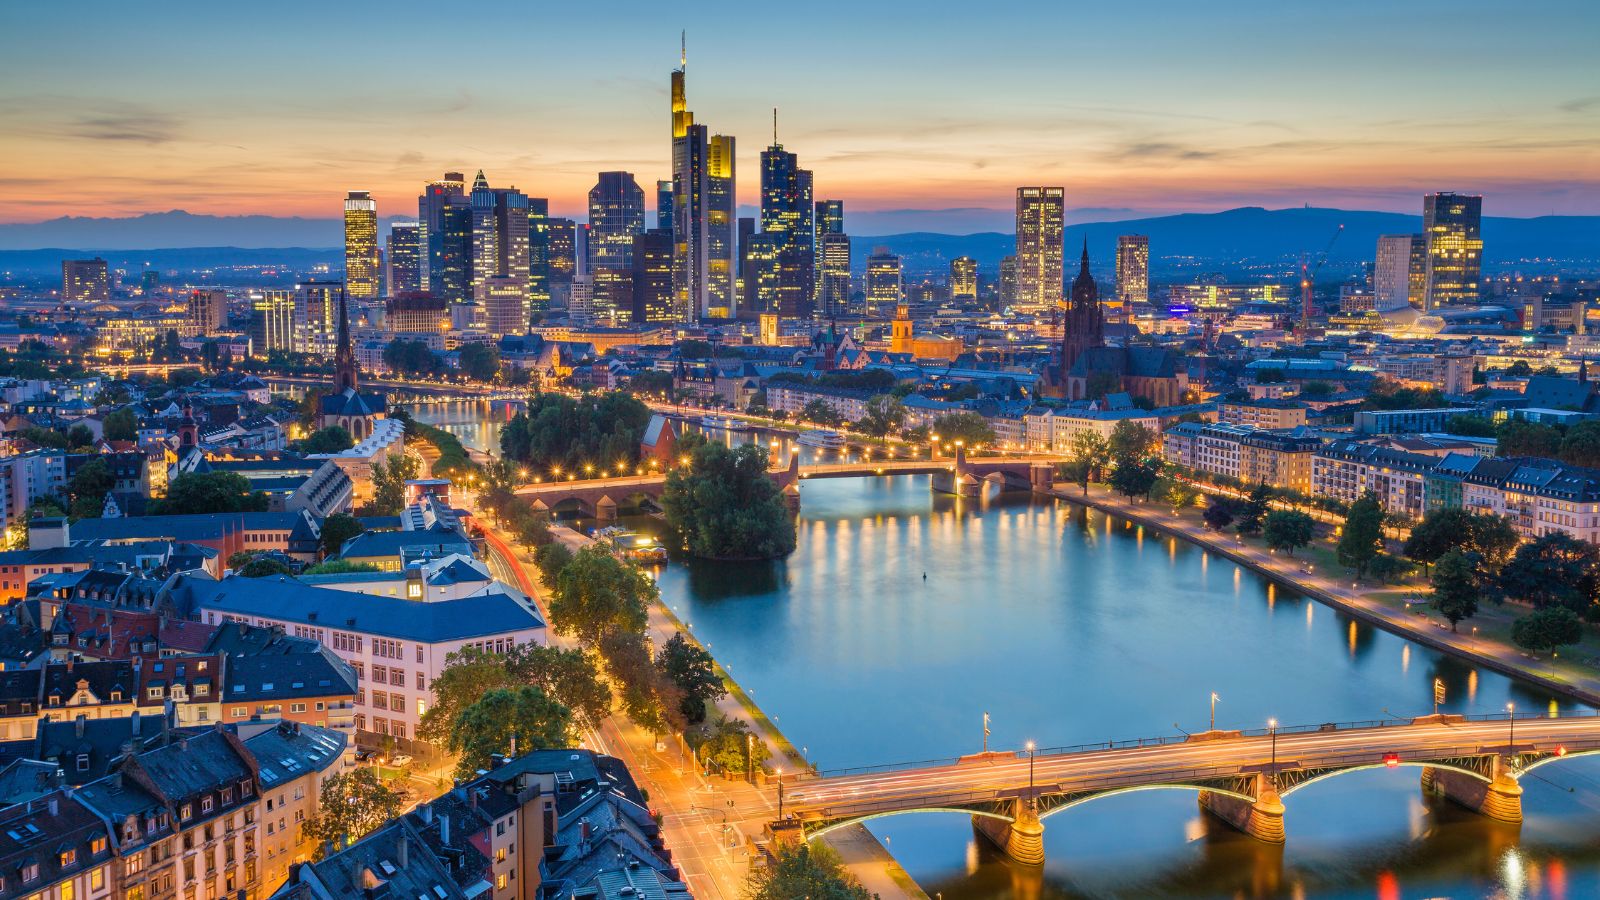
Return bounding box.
[1210,692,1220,732]
[1507,702,1516,750]
[1025,740,1036,798]
[1268,718,1279,783]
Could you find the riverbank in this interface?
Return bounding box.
[1050,482,1600,708]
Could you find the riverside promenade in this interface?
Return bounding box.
[1051,483,1600,708]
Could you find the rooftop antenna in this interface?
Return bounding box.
[680,31,686,68]
[773,107,778,145]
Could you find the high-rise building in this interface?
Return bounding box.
[588,172,647,269]
[468,172,531,313]
[61,258,109,303]
[248,290,296,356]
[632,229,676,324]
[815,200,844,237]
[527,199,551,312]
[386,222,422,297]
[655,180,673,232]
[417,172,466,294]
[141,269,160,298]
[482,276,531,338]
[1422,192,1483,309]
[343,191,380,300]
[1115,235,1149,308]
[186,289,228,335]
[818,233,852,318]
[669,42,736,321]
[548,217,576,284]
[386,291,449,333]
[737,216,758,311]
[295,280,345,357]
[1015,187,1065,311]
[1374,234,1426,310]
[865,247,903,315]
[999,256,1018,308]
[949,256,978,301]
[756,138,815,318]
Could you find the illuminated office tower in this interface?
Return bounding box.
[248,290,296,356]
[1015,187,1065,311]
[548,218,576,285]
[744,233,781,314]
[656,180,673,232]
[61,258,109,303]
[343,191,380,299]
[669,41,736,321]
[186,289,228,335]
[141,269,160,298]
[386,222,422,296]
[865,247,903,315]
[295,280,345,357]
[482,276,531,337]
[417,171,465,293]
[757,136,815,318]
[527,199,551,311]
[818,233,852,317]
[1422,192,1483,309]
[999,256,1018,308]
[588,172,646,271]
[469,172,531,320]
[1375,233,1426,310]
[737,216,757,310]
[1115,235,1149,311]
[632,229,676,324]
[949,256,978,302]
[815,200,844,237]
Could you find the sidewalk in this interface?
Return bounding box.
[1055,483,1600,707]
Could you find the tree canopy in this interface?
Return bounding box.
[300,425,354,455]
[656,632,726,725]
[1337,493,1385,578]
[302,768,405,859]
[549,546,655,646]
[1430,549,1481,631]
[449,686,575,778]
[500,391,651,474]
[1262,509,1315,556]
[662,442,796,560]
[318,514,365,558]
[155,471,268,515]
[745,843,871,900]
[929,412,997,450]
[1512,607,1584,655]
[458,342,502,382]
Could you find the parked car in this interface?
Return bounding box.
[354,749,376,764]
[388,754,414,767]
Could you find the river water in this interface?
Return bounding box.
[409,398,1600,898]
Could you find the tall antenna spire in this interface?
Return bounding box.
[680,30,686,68]
[773,107,778,145]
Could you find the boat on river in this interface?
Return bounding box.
[700,414,752,432]
[797,429,846,449]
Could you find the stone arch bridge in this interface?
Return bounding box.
[774,713,1600,866]
[512,447,1060,520]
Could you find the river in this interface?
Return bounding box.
[410,398,1600,898]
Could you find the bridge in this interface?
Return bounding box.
[774,712,1600,866]
[512,447,1060,520]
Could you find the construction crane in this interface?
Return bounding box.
[1300,223,1344,327]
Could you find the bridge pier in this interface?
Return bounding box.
[1423,758,1523,824]
[972,798,1045,866]
[1199,775,1285,844]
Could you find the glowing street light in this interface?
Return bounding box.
[1210,692,1220,732]
[1025,740,1036,797]
[1267,718,1278,781]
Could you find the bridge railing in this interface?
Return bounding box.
[797,709,1600,781]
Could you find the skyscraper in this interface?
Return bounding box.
[527,199,552,312]
[468,172,531,331]
[1375,233,1425,310]
[186,289,228,335]
[344,191,380,300]
[815,200,844,237]
[1115,235,1149,310]
[655,180,674,232]
[482,276,531,337]
[632,229,675,324]
[818,233,853,318]
[434,196,473,304]
[670,40,736,321]
[386,222,422,296]
[295,280,345,358]
[949,256,978,301]
[999,256,1018,308]
[1422,192,1483,309]
[417,172,465,294]
[865,247,903,315]
[757,136,815,318]
[61,258,109,303]
[248,290,296,356]
[1015,187,1065,311]
[588,172,647,269]
[548,218,576,286]
[737,216,758,311]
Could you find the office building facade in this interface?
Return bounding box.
[386,221,422,297]
[343,191,380,299]
[1116,234,1149,307]
[950,256,978,301]
[62,258,109,303]
[865,247,903,315]
[1422,192,1483,309]
[1015,187,1065,311]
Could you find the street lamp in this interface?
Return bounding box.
[1507,702,1516,750]
[1267,718,1278,782]
[1210,692,1220,732]
[1025,740,1036,798]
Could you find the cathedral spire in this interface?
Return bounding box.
[333,286,357,394]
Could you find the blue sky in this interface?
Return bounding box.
[1,0,1595,230]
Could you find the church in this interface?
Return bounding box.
[319,286,388,440]
[1050,242,1188,407]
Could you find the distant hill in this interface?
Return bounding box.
[2,206,1594,279]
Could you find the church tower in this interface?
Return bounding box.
[1061,240,1104,375]
[890,303,913,355]
[333,284,358,394]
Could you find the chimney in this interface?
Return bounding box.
[48,797,57,816]
[75,715,86,738]
[440,814,449,846]
[396,833,408,869]
[130,710,140,735]
[580,819,591,842]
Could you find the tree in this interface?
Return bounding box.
[67,457,114,519]
[630,370,675,396]
[549,546,654,647]
[656,632,725,725]
[1444,414,1498,438]
[449,686,574,778]
[512,509,552,549]
[601,631,678,735]
[745,842,871,900]
[856,395,906,442]
[157,471,268,515]
[238,557,293,578]
[1235,483,1273,535]
[1467,514,1520,574]
[458,342,502,382]
[534,541,575,586]
[696,715,754,775]
[662,442,796,560]
[102,407,138,443]
[383,338,440,376]
[1166,481,1202,514]
[1498,532,1600,618]
[316,513,364,558]
[1299,381,1335,400]
[1496,419,1563,459]
[367,454,420,516]
[1561,420,1600,468]
[800,399,842,427]
[1368,553,1415,584]
[301,559,379,575]
[928,412,997,450]
[1512,607,1584,655]
[66,424,95,450]
[1067,431,1110,494]
[300,425,354,454]
[1108,456,1162,501]
[1337,493,1385,578]
[1107,420,1159,461]
[500,392,652,474]
[302,768,405,858]
[1262,509,1315,556]
[1430,549,1481,631]
[1404,508,1475,572]
[1203,499,1236,531]
[508,644,614,732]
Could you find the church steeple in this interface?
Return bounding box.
[1061,240,1104,378]
[333,286,358,394]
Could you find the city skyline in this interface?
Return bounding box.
[2,1,1596,230]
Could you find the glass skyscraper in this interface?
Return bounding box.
[1422,192,1483,309]
[343,191,380,300]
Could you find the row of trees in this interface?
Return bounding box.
[500,391,652,475]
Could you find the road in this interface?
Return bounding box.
[785,715,1600,822]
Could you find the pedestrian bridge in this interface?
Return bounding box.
[512,448,1061,519]
[774,713,1600,865]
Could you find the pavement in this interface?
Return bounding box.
[1056,483,1600,707]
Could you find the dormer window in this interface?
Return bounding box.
[147,687,164,700]
[200,797,213,814]
[60,849,75,867]
[47,696,60,708]
[76,754,90,772]
[111,691,122,702]
[20,862,37,882]
[180,804,192,821]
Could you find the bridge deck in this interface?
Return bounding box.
[782,715,1600,822]
[512,456,1065,496]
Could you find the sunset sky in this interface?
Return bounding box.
[2,0,1596,232]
